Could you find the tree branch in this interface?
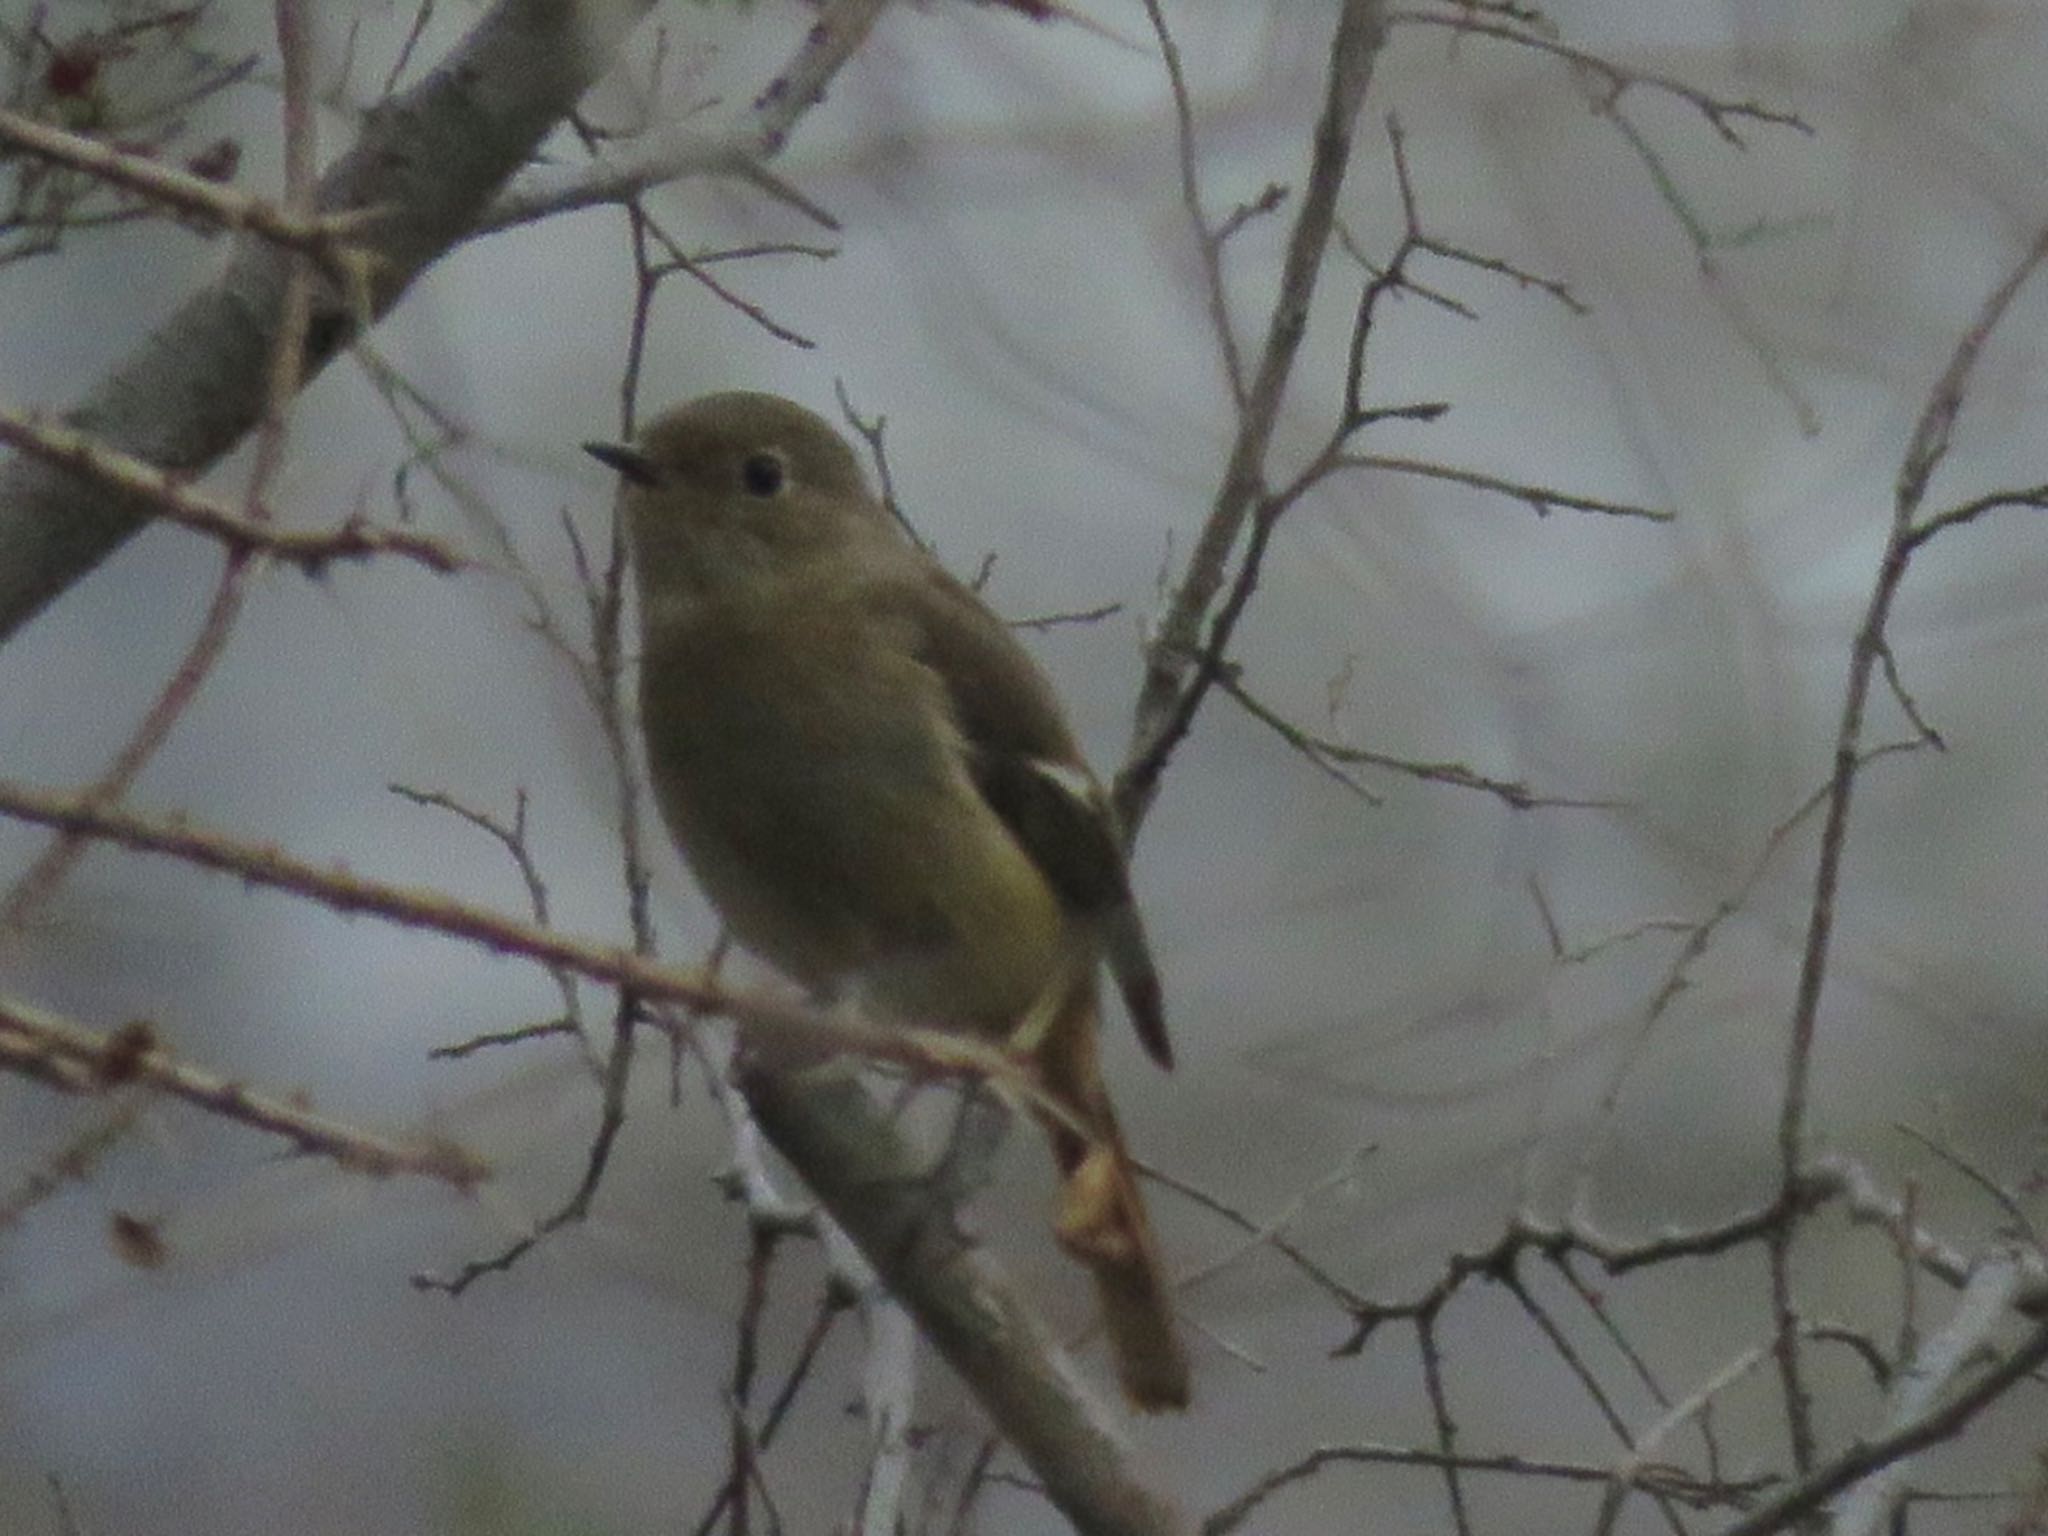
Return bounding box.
[0,104,376,258]
[0,0,875,640]
[0,774,1029,1086]
[478,0,894,236]
[1116,0,1388,828]
[0,996,486,1187]
[741,1063,1189,1536]
[0,405,462,574]
[0,0,653,637]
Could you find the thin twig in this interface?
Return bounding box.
[476,0,894,234]
[1332,453,1673,522]
[1137,0,1249,406]
[1417,1315,1474,1536]
[0,2,340,935]
[1498,1271,1689,1536]
[0,1097,145,1231]
[389,784,594,1078]
[1766,221,2048,1471]
[1203,1440,1771,1534]
[1385,11,1812,145]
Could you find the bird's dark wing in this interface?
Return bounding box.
[875,565,1174,1069]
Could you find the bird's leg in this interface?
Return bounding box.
[1003,961,1074,1064]
[1004,962,1138,1267]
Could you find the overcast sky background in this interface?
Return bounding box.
[4,2,2048,1531]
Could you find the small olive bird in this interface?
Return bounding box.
[586,392,1189,1410]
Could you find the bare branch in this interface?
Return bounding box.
[1496,1272,1691,1536]
[742,1064,1190,1536]
[1594,1343,1772,1536]
[0,403,463,574]
[0,104,380,259]
[0,998,487,1188]
[1831,1258,2032,1536]
[1903,483,2048,551]
[1138,0,1252,406]
[834,379,923,548]
[1204,1440,1771,1535]
[1385,9,1812,145]
[0,775,1040,1087]
[389,783,590,1063]
[1766,224,2048,1460]
[1151,1145,1377,1314]
[1009,600,1125,634]
[1118,0,1388,827]
[0,562,250,931]
[1216,668,1619,809]
[1333,453,1673,522]
[1416,1315,1474,1536]
[1721,1314,2048,1536]
[477,0,894,234]
[0,1097,144,1233]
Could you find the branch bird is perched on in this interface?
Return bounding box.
[585,391,1190,1411]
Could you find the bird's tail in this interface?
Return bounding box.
[1031,979,1191,1412]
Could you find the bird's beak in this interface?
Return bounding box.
[582,440,662,488]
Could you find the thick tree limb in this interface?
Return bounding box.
[741,1063,1189,1536]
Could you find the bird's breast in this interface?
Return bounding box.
[639,595,1069,1029]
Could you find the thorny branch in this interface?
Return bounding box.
[0,774,1045,1090]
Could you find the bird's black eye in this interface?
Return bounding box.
[740,452,787,498]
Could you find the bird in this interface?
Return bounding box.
[585,391,1189,1410]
